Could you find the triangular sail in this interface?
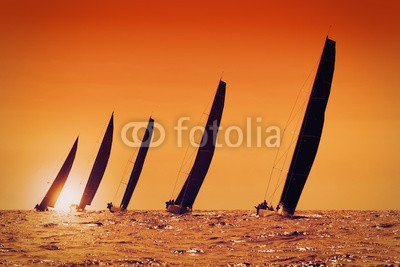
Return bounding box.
[278,37,336,216]
[78,113,113,210]
[119,117,154,210]
[173,80,226,211]
[35,137,78,211]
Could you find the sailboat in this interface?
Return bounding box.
[35,137,78,211]
[166,80,226,214]
[257,37,336,217]
[76,113,113,211]
[107,117,154,212]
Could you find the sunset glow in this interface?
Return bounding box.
[54,181,81,211]
[0,0,399,211]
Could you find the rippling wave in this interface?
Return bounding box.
[0,210,398,266]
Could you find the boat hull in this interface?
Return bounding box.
[167,205,191,215]
[281,208,294,218]
[106,202,126,213]
[109,206,123,213]
[258,209,276,217]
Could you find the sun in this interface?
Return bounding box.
[55,182,81,210]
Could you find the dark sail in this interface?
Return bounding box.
[119,117,154,210]
[35,137,78,211]
[278,37,336,216]
[78,113,113,210]
[172,80,226,212]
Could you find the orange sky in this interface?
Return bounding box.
[0,0,399,210]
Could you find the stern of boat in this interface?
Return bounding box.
[107,202,122,213]
[258,208,275,217]
[167,204,191,215]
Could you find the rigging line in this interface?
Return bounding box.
[268,106,304,174]
[48,150,62,183]
[170,135,194,200]
[327,25,332,37]
[263,132,284,200]
[179,84,219,205]
[272,100,309,168]
[170,83,216,201]
[284,50,320,128]
[44,135,79,187]
[266,126,295,203]
[114,122,147,203]
[266,90,308,203]
[278,43,325,203]
[285,94,309,127]
[39,163,57,201]
[113,159,130,202]
[268,169,287,203]
[183,143,197,173]
[264,50,321,201]
[171,141,194,200]
[263,70,313,200]
[79,115,110,186]
[276,97,307,204]
[281,61,316,132]
[273,59,318,167]
[179,115,208,204]
[44,137,72,187]
[268,144,291,203]
[179,128,204,206]
[38,136,78,205]
[112,146,139,203]
[270,146,291,173]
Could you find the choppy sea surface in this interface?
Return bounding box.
[0,210,398,266]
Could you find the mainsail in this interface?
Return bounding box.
[35,137,78,211]
[167,80,226,214]
[78,113,113,210]
[108,117,154,212]
[277,37,336,216]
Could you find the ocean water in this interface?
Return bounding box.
[0,210,398,266]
